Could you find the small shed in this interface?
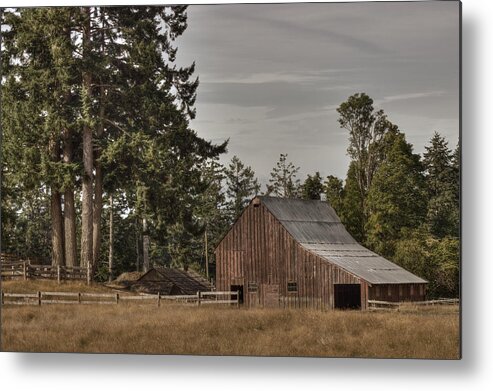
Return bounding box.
[133,268,212,295]
[215,196,427,310]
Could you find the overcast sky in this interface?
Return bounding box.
[175,1,460,186]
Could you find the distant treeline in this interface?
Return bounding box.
[0,8,459,298]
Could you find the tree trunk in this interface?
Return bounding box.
[108,194,113,282]
[50,189,65,267]
[63,127,78,267]
[135,221,140,272]
[142,217,149,272]
[92,114,103,266]
[205,228,209,281]
[81,7,93,274]
[92,7,106,268]
[49,134,64,267]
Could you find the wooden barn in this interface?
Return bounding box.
[215,196,427,310]
[132,268,212,295]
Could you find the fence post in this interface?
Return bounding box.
[115,293,119,305]
[157,292,161,307]
[237,290,240,308]
[37,291,41,306]
[23,262,27,281]
[78,292,82,304]
[197,291,201,306]
[57,265,61,284]
[1,290,4,305]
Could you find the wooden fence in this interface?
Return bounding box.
[368,298,459,310]
[1,262,88,283]
[1,290,240,307]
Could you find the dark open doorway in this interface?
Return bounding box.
[334,284,361,309]
[230,285,244,305]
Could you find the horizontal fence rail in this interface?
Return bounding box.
[1,290,240,307]
[1,261,88,283]
[368,298,459,310]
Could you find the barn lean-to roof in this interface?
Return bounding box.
[258,196,427,285]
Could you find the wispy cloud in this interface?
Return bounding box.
[380,91,446,104]
[177,2,459,180]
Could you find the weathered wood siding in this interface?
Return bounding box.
[215,201,368,310]
[368,283,426,302]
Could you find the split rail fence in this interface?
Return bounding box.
[1,261,88,283]
[1,290,240,307]
[368,298,459,310]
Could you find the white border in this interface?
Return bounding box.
[2,1,493,390]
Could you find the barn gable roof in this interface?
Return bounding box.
[258,196,427,285]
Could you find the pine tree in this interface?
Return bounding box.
[301,172,324,200]
[224,156,260,221]
[266,153,301,198]
[1,8,80,266]
[423,133,458,238]
[2,6,228,277]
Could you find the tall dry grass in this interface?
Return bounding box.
[1,279,116,293]
[1,302,459,359]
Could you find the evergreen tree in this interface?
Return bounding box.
[1,8,80,266]
[224,156,260,222]
[2,6,228,277]
[266,153,301,198]
[195,158,229,277]
[365,133,427,257]
[324,175,344,215]
[451,142,460,232]
[340,163,366,242]
[423,133,459,237]
[301,172,324,200]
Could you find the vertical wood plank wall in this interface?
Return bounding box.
[368,283,426,302]
[215,201,368,310]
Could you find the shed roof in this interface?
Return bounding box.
[258,196,427,285]
[137,267,211,294]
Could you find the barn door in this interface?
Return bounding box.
[334,284,361,309]
[262,284,280,308]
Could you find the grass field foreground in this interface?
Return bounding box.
[1,300,459,359]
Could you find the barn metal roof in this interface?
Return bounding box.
[301,243,427,284]
[259,196,427,285]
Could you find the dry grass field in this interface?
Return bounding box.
[1,279,117,294]
[0,281,460,359]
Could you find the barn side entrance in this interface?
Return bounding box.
[334,284,361,309]
[262,284,280,308]
[230,285,244,305]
